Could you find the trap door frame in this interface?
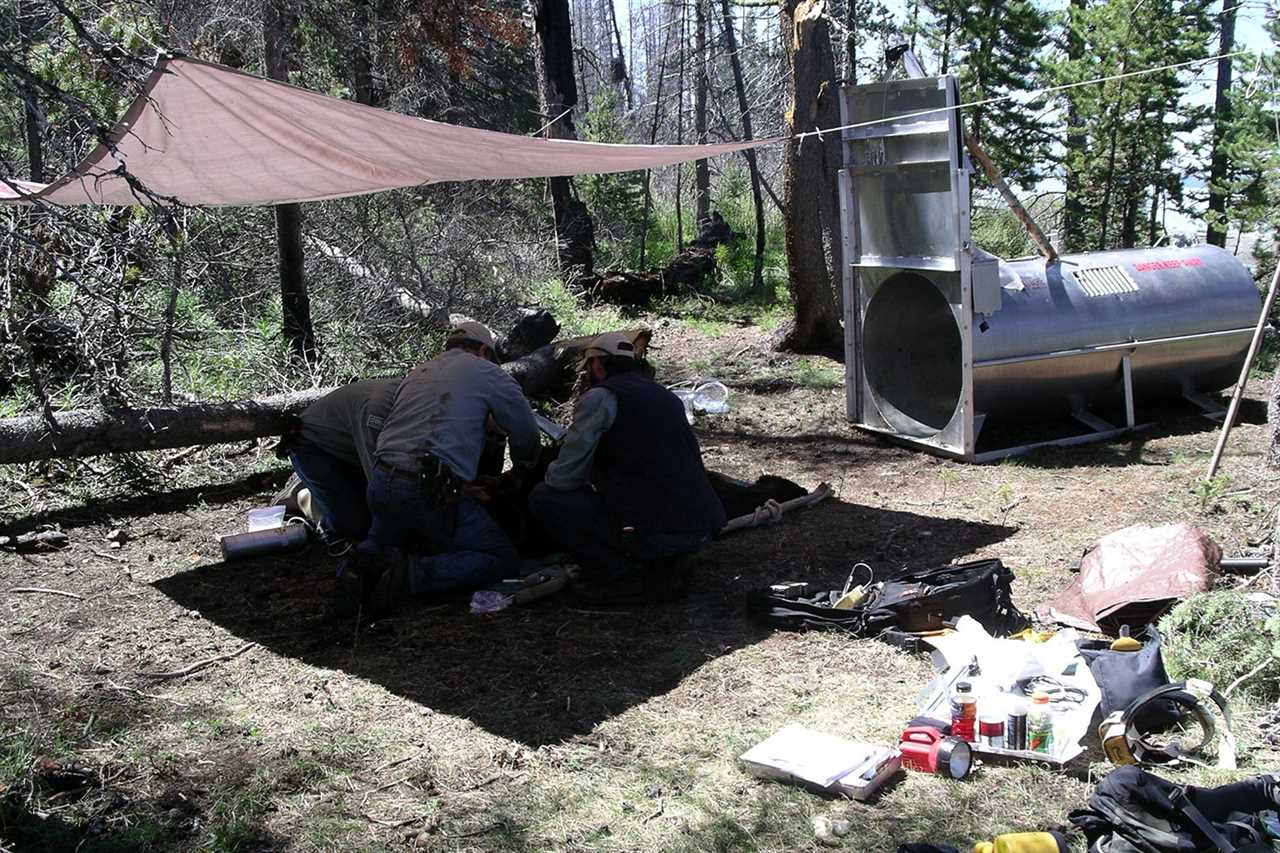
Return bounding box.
[838,74,978,459]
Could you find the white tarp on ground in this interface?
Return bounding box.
[2,56,776,208]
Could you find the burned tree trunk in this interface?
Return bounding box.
[17,0,43,183]
[0,330,650,464]
[775,0,843,355]
[351,0,377,107]
[693,0,711,227]
[533,0,595,279]
[264,1,317,364]
[718,0,766,296]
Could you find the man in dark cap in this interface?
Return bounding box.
[529,332,725,601]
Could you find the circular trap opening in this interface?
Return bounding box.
[862,272,963,438]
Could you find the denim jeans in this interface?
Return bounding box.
[528,482,710,582]
[290,442,370,541]
[359,467,518,595]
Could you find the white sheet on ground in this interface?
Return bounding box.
[916,616,1101,764]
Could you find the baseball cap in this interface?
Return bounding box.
[447,321,496,350]
[584,331,637,359]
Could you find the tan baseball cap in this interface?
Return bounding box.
[447,321,496,350]
[584,331,637,359]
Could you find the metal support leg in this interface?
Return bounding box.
[1122,354,1135,429]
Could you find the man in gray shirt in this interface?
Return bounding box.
[290,377,399,540]
[344,322,541,616]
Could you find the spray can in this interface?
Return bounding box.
[1006,703,1028,751]
[220,524,308,561]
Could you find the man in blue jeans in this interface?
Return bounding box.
[529,332,725,603]
[289,377,399,541]
[340,322,541,617]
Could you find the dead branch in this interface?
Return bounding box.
[9,587,82,600]
[140,641,258,680]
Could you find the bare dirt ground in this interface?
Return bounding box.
[3,320,1278,852]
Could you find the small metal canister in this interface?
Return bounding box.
[1006,704,1029,751]
[978,714,1005,749]
[220,524,308,561]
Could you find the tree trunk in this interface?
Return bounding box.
[675,1,686,253]
[0,390,328,465]
[17,0,43,183]
[352,0,376,107]
[693,0,711,227]
[1148,186,1161,246]
[606,0,633,108]
[638,1,678,268]
[0,331,650,464]
[533,0,595,279]
[775,0,843,355]
[1061,0,1086,252]
[1205,0,1236,248]
[1269,359,1280,469]
[845,0,857,82]
[719,0,766,295]
[264,1,317,364]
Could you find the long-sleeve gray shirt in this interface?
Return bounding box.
[299,377,401,476]
[374,348,540,481]
[544,387,618,491]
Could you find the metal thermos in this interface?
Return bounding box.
[220,524,308,561]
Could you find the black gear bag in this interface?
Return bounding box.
[746,559,1028,649]
[1070,766,1279,853]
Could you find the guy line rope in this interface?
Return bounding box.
[789,50,1252,143]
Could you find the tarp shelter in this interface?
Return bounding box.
[1,56,776,207]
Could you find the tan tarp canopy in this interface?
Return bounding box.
[2,56,776,207]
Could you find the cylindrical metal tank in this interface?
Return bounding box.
[860,245,1260,437]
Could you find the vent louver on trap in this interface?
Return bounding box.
[1072,265,1139,297]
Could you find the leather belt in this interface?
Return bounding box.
[373,460,420,481]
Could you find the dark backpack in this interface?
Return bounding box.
[746,559,1028,648]
[1077,626,1185,730]
[1070,766,1278,853]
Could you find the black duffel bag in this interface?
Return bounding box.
[1070,765,1279,853]
[746,558,1028,649]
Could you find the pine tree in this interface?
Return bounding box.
[920,0,1051,188]
[1049,0,1212,250]
[1201,10,1279,250]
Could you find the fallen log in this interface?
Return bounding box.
[586,247,716,306]
[0,390,328,465]
[0,328,651,465]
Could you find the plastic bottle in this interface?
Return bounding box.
[973,831,1069,853]
[691,381,730,414]
[1026,691,1054,755]
[950,680,977,742]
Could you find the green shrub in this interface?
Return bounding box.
[1159,589,1280,702]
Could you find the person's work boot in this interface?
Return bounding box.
[369,547,410,618]
[332,550,376,618]
[572,572,649,607]
[645,552,696,602]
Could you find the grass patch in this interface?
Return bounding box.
[528,278,626,338]
[790,357,842,389]
[1160,589,1280,702]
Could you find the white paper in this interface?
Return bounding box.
[739,725,881,788]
